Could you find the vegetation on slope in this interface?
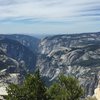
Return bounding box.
[5,70,83,100]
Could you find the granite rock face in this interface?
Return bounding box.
[0,47,25,88]
[0,35,39,94]
[0,34,40,53]
[37,32,100,96]
[0,34,40,72]
[0,33,100,96]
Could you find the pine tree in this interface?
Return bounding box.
[6,70,48,100]
[6,71,83,100]
[47,75,83,100]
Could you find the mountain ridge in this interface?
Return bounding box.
[0,32,100,97]
[37,32,100,96]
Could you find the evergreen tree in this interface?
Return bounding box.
[47,75,83,100]
[6,71,83,100]
[6,70,48,100]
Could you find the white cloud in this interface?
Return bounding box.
[0,0,99,34]
[0,0,99,21]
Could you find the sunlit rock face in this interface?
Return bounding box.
[94,81,100,100]
[94,88,100,100]
[37,32,100,96]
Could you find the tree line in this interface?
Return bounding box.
[5,70,84,100]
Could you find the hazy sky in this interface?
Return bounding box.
[0,0,100,34]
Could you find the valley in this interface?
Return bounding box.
[0,32,100,97]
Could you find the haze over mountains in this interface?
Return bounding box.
[0,32,100,97]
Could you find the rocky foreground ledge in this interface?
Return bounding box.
[93,81,100,100]
[88,80,100,100]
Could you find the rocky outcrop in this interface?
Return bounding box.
[0,35,39,96]
[0,38,37,72]
[0,47,26,88]
[1,33,100,97]
[37,32,100,96]
[93,80,100,100]
[94,88,100,100]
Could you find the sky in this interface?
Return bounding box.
[0,0,100,35]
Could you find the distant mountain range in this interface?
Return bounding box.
[0,34,40,52]
[0,32,100,96]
